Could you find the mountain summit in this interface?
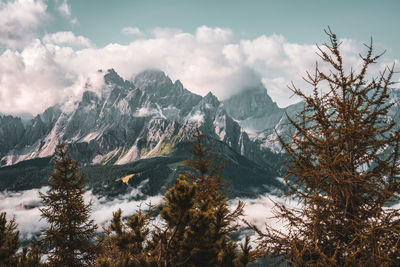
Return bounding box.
[0,69,274,170]
[0,69,286,197]
[223,86,284,132]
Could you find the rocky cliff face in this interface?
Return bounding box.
[3,68,399,169]
[223,85,284,133]
[0,115,25,155]
[0,69,274,169]
[221,85,302,152]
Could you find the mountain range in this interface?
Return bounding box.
[2,68,398,197]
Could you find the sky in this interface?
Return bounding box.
[0,0,399,116]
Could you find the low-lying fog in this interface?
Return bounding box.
[0,185,300,241]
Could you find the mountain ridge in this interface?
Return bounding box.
[0,69,286,197]
[0,69,278,171]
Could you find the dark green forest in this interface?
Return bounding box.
[0,141,282,198]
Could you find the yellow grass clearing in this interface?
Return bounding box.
[118,174,134,185]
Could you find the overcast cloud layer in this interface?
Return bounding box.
[0,0,398,116]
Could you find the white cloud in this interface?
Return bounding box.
[0,187,49,239]
[0,186,163,240]
[42,31,93,48]
[0,0,48,48]
[58,0,70,17]
[121,27,142,36]
[57,0,78,25]
[151,27,183,38]
[0,185,294,241]
[0,26,398,115]
[69,17,78,25]
[187,111,205,124]
[134,106,161,117]
[195,25,233,44]
[237,194,301,233]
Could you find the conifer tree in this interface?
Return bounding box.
[97,129,255,266]
[96,207,155,266]
[256,29,400,266]
[40,143,97,267]
[0,213,43,266]
[0,212,19,266]
[17,245,42,267]
[158,129,251,266]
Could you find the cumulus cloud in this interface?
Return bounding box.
[42,31,93,48]
[0,25,398,115]
[196,25,232,44]
[0,0,48,48]
[57,0,70,17]
[57,0,78,25]
[121,27,142,36]
[0,39,98,115]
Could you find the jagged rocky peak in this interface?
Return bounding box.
[202,92,220,107]
[187,91,220,123]
[221,85,286,133]
[174,79,184,90]
[132,69,202,117]
[104,68,125,86]
[133,69,173,95]
[132,69,196,97]
[101,69,135,99]
[223,85,281,121]
[0,67,278,169]
[81,90,98,104]
[36,105,62,131]
[186,91,222,130]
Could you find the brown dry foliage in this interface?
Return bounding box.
[256,29,400,266]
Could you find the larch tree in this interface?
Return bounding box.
[0,212,19,266]
[40,143,98,267]
[256,29,400,266]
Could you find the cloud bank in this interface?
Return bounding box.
[0,186,163,240]
[42,31,93,48]
[0,0,47,48]
[0,1,398,116]
[0,185,297,242]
